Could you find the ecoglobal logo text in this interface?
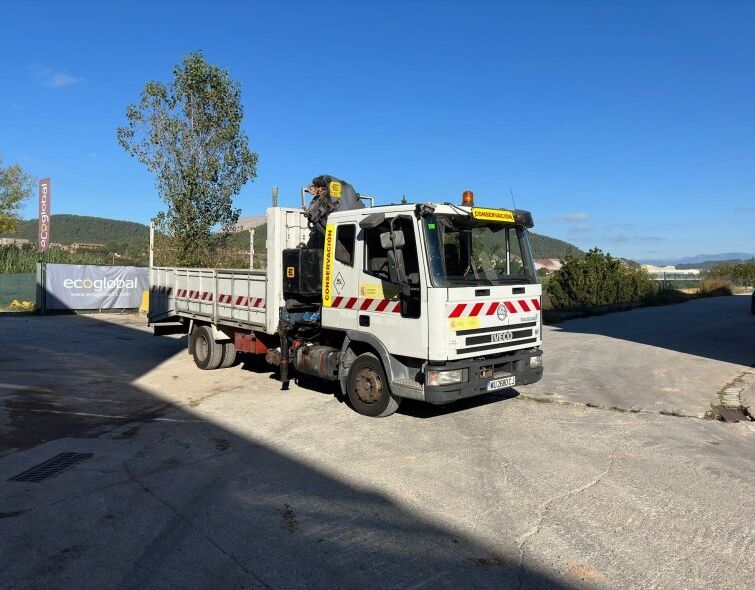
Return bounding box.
[63,278,138,291]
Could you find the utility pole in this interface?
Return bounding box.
[149,222,155,268]
[250,228,255,269]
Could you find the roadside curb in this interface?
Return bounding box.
[740,373,755,417]
[707,369,755,423]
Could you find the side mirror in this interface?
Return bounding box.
[387,250,407,285]
[380,230,405,250]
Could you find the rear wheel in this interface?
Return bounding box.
[218,341,237,368]
[191,325,223,370]
[346,352,401,417]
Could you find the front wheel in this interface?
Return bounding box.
[346,352,401,417]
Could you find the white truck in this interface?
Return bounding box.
[149,189,543,417]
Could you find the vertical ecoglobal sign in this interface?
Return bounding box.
[38,178,51,252]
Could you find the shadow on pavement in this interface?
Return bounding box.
[549,295,755,367]
[399,390,518,418]
[0,314,572,589]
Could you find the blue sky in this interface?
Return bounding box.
[1,0,753,260]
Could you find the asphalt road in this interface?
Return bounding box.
[0,298,753,589]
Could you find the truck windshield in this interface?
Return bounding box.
[423,214,536,286]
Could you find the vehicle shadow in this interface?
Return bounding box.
[241,359,520,417]
[399,389,519,418]
[0,314,572,589]
[549,295,755,367]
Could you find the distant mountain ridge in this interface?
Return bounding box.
[2,214,584,260]
[638,252,755,266]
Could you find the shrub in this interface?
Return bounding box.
[702,259,755,287]
[546,248,655,309]
[0,245,145,274]
[697,278,733,297]
[642,288,691,306]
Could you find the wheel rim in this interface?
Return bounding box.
[354,367,382,405]
[196,335,209,362]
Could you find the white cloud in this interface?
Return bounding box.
[568,224,591,233]
[555,212,589,222]
[610,235,664,243]
[39,68,82,88]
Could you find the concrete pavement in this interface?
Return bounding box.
[529,294,755,417]
[0,305,753,589]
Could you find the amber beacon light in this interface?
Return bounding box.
[462,190,474,206]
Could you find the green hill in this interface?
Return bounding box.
[2,214,149,254]
[527,232,582,259]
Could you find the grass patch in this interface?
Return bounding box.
[697,278,733,297]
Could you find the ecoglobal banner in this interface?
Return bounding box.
[43,263,149,310]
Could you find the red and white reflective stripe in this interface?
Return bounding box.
[172,290,264,308]
[330,296,400,313]
[331,296,359,310]
[447,298,541,317]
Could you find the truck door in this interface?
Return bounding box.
[321,221,360,330]
[358,215,427,359]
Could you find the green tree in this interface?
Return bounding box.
[117,51,257,266]
[547,248,654,309]
[0,155,35,234]
[704,259,755,286]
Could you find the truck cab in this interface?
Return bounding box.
[318,200,543,410]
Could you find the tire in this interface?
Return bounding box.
[190,325,224,370]
[218,341,237,369]
[346,352,401,417]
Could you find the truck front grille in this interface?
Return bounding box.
[456,321,538,355]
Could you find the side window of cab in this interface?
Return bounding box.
[335,224,356,266]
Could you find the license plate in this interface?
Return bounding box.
[486,376,516,391]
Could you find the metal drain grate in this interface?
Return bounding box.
[8,453,94,482]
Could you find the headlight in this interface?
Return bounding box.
[530,355,542,368]
[426,368,467,386]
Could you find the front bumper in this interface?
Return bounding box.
[423,348,543,404]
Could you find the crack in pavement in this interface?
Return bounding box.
[515,439,619,588]
[516,393,707,421]
[121,461,272,589]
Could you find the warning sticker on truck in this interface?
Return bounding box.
[359,283,399,299]
[329,181,342,198]
[449,316,480,331]
[322,224,335,307]
[472,207,515,223]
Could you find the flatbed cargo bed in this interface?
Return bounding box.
[149,207,311,335]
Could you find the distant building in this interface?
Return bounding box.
[534,258,562,273]
[0,237,31,247]
[641,264,701,281]
[70,243,106,252]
